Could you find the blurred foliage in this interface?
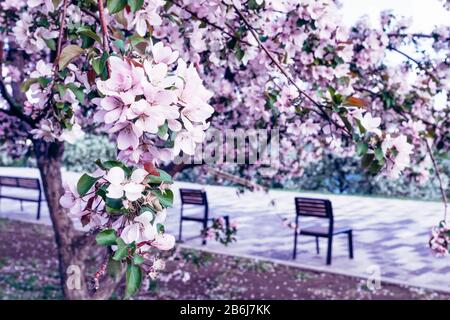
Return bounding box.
[0,135,447,200]
[62,133,116,172]
[0,133,116,173]
[176,153,450,201]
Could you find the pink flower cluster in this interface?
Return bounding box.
[430,222,450,256]
[60,162,176,253]
[94,42,214,165]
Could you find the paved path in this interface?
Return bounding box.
[0,167,449,292]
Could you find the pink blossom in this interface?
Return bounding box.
[152,233,175,251]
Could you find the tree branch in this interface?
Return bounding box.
[425,139,448,221]
[387,45,439,83]
[231,4,353,138]
[54,0,69,71]
[97,0,111,75]
[0,41,34,128]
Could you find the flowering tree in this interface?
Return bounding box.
[1,0,449,299]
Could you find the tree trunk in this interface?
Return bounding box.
[34,140,90,299]
[34,139,125,299]
[161,162,197,176]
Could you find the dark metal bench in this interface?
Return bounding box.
[178,188,229,245]
[292,197,353,265]
[0,176,44,220]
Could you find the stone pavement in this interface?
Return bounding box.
[0,166,449,292]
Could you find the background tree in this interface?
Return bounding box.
[0,0,449,299]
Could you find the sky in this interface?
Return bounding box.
[339,0,449,109]
[340,0,450,32]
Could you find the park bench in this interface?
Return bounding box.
[178,188,229,245]
[292,197,353,265]
[0,176,44,220]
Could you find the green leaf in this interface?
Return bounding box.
[297,18,309,28]
[125,263,142,299]
[129,34,147,47]
[227,38,237,50]
[356,141,368,157]
[80,34,95,49]
[108,0,127,14]
[248,0,263,10]
[157,123,168,138]
[235,46,245,61]
[92,52,109,79]
[102,160,132,176]
[76,173,99,196]
[156,223,164,234]
[106,197,123,210]
[148,169,173,184]
[128,0,144,12]
[133,254,145,265]
[107,257,123,279]
[153,189,173,208]
[66,83,85,103]
[361,153,375,169]
[44,38,56,51]
[77,26,102,43]
[113,39,126,54]
[374,147,385,162]
[37,77,52,87]
[95,229,117,246]
[20,78,38,92]
[113,240,129,261]
[58,45,84,70]
[369,161,384,174]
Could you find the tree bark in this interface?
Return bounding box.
[161,162,197,176]
[34,140,90,299]
[34,139,125,299]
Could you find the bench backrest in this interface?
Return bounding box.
[295,197,332,219]
[180,188,207,206]
[0,176,41,190]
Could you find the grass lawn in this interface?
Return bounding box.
[0,218,448,300]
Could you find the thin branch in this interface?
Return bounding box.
[387,45,439,83]
[231,4,353,137]
[97,0,111,75]
[168,0,252,47]
[233,6,320,108]
[0,41,34,127]
[387,32,450,42]
[425,139,448,222]
[54,0,69,71]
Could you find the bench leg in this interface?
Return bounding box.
[315,236,320,254]
[37,201,41,220]
[348,230,354,259]
[224,215,230,230]
[326,236,333,265]
[202,218,208,245]
[20,200,23,211]
[178,218,183,242]
[292,231,298,260]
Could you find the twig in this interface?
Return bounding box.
[0,41,34,127]
[387,32,450,42]
[54,0,69,71]
[207,167,268,192]
[97,0,111,75]
[231,4,353,137]
[168,0,251,46]
[388,45,439,83]
[425,139,448,221]
[97,0,110,52]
